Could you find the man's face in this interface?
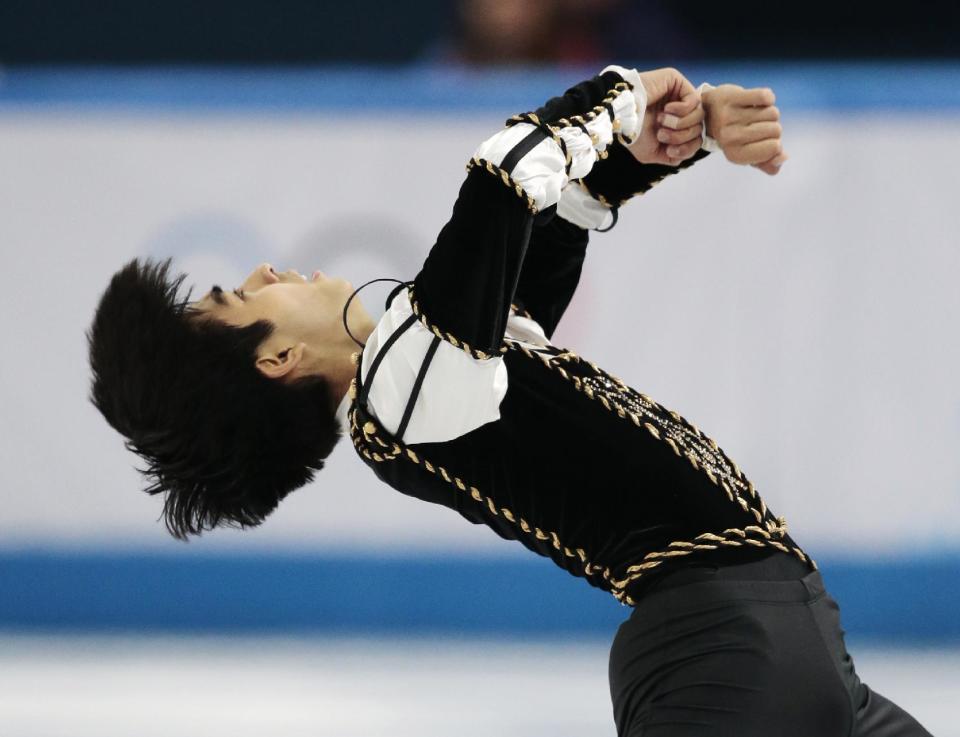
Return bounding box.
[190,263,374,374]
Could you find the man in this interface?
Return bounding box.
[88,66,930,735]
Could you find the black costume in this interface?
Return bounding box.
[344,68,931,736]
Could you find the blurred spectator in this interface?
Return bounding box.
[0,0,955,65]
[427,0,699,66]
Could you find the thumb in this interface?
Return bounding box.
[640,67,693,107]
[663,88,700,118]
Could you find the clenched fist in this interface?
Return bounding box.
[701,84,787,175]
[627,67,704,166]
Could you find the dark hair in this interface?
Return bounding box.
[87,258,342,540]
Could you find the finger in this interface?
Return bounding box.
[746,105,780,123]
[738,105,781,126]
[753,154,789,175]
[734,121,783,145]
[753,151,789,175]
[718,105,768,125]
[657,123,702,146]
[662,92,699,118]
[658,105,704,130]
[734,138,783,165]
[767,151,789,168]
[666,138,702,162]
[753,161,779,175]
[734,87,776,107]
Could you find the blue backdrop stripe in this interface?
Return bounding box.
[1,551,957,641]
[1,65,959,112]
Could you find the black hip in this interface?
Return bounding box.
[608,557,931,736]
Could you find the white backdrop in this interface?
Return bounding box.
[1,110,958,556]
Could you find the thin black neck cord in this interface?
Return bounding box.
[342,277,411,348]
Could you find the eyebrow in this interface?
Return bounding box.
[197,285,244,312]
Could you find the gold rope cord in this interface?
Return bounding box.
[578,170,674,209]
[506,80,634,137]
[348,393,814,606]
[347,398,616,589]
[610,525,815,606]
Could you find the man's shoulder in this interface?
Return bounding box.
[358,289,512,445]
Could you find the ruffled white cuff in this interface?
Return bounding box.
[697,82,722,153]
[601,65,647,143]
[557,126,597,180]
[472,66,650,212]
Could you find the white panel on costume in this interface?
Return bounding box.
[351,291,554,446]
[557,184,615,231]
[359,291,509,445]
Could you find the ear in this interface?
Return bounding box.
[255,342,306,380]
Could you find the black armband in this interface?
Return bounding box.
[582,145,711,209]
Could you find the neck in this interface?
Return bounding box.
[327,320,375,406]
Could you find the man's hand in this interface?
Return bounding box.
[701,84,787,175]
[627,67,704,167]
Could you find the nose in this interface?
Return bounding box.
[258,263,279,283]
[238,262,279,292]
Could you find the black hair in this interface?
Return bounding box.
[87,257,342,540]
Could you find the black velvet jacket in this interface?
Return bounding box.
[348,71,813,605]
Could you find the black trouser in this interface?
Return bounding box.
[609,557,932,736]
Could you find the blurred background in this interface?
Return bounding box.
[1,1,958,735]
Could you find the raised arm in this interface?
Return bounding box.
[512,67,709,336]
[514,77,787,337]
[511,214,589,340]
[357,68,782,446]
[411,66,691,356]
[564,77,787,226]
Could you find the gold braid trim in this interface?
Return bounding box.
[552,81,634,130]
[508,81,633,130]
[610,526,816,606]
[466,157,538,214]
[503,81,636,172]
[349,407,614,587]
[349,402,815,608]
[577,172,674,210]
[506,340,772,528]
[406,286,509,361]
